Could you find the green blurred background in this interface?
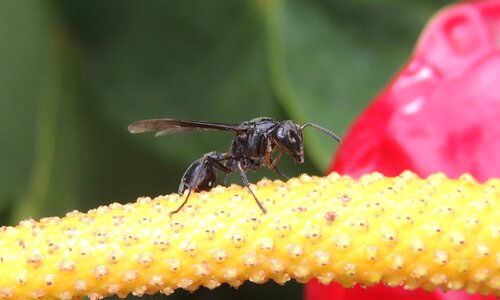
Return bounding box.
[0,0,453,299]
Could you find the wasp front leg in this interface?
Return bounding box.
[270,150,289,180]
[256,149,288,180]
[264,135,275,168]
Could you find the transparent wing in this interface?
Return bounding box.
[128,118,246,137]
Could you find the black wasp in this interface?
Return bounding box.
[128,117,341,215]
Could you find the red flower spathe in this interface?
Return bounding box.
[306,0,500,299]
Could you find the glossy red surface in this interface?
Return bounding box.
[306,1,500,299]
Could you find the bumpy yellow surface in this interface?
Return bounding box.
[0,171,499,299]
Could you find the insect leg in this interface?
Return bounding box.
[264,132,275,168]
[269,150,283,169]
[265,152,271,168]
[267,150,289,180]
[171,152,222,216]
[206,153,233,188]
[205,154,231,173]
[237,161,267,214]
[272,164,289,180]
[169,187,193,216]
[222,173,229,187]
[209,153,234,186]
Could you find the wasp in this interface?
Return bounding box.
[128,117,341,215]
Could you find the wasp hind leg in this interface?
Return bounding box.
[169,187,194,217]
[170,152,231,216]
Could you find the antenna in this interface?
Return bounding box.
[300,122,342,143]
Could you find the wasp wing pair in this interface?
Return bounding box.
[128,118,246,137]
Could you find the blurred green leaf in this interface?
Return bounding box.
[0,2,41,210]
[0,2,62,219]
[60,1,279,167]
